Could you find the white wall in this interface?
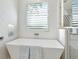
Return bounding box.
[0,0,18,59]
[18,0,60,39]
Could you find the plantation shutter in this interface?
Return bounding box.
[72,0,78,27]
[26,3,48,30]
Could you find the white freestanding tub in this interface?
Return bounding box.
[6,38,64,59]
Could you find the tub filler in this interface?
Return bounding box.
[6,38,64,59]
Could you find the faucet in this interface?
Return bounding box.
[34,33,39,39]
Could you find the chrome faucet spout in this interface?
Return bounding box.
[34,33,39,39]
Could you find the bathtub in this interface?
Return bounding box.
[6,38,64,59]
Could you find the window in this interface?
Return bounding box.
[26,2,48,31]
[72,0,78,27]
[71,0,78,35]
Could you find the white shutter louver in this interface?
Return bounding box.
[26,3,48,30]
